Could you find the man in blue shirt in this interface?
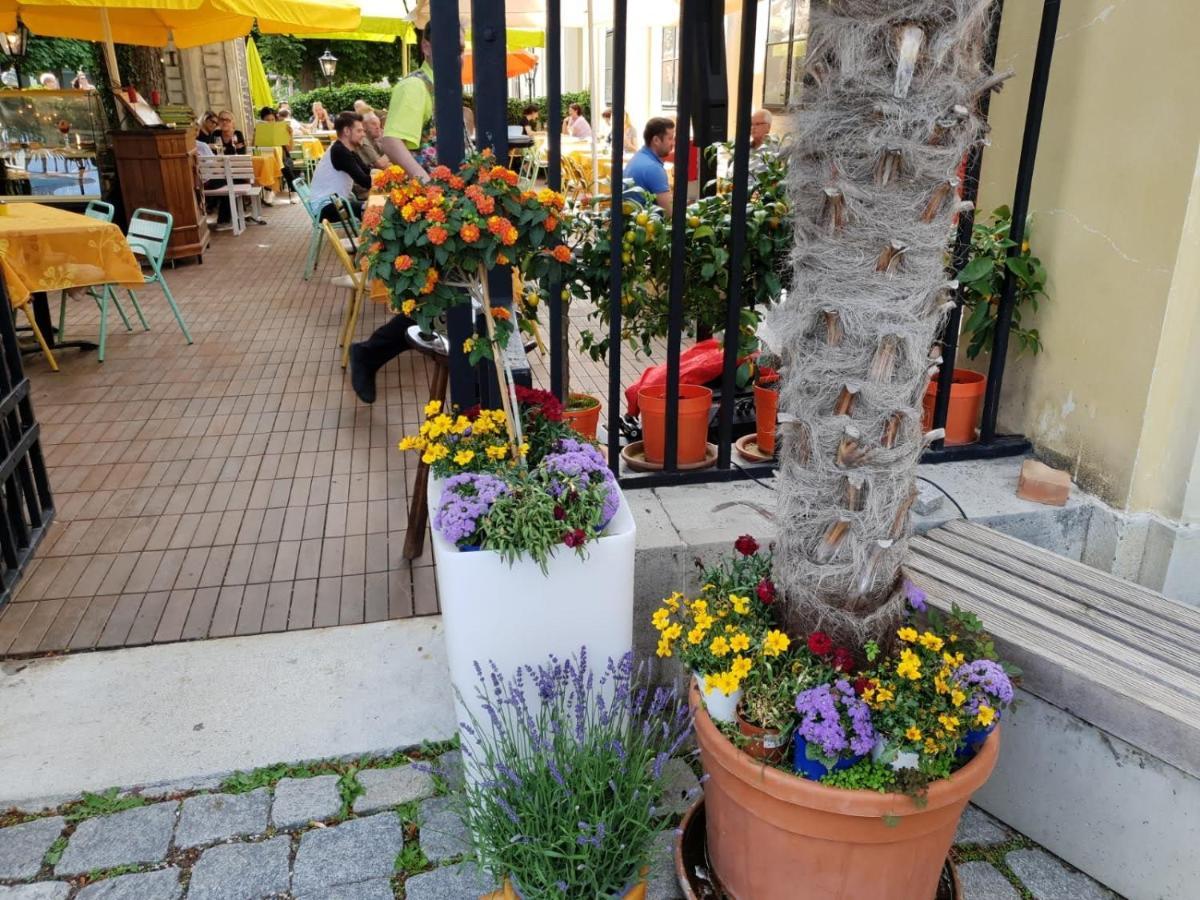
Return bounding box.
[624,117,676,218]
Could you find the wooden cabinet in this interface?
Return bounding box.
[111,129,209,262]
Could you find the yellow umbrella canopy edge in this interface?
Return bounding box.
[246,36,274,110]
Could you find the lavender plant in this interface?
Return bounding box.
[458,650,693,898]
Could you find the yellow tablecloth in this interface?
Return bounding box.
[298,139,326,161]
[252,153,283,190]
[0,204,143,308]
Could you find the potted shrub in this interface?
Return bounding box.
[923,206,1048,444]
[562,391,602,440]
[455,650,693,899]
[754,351,783,456]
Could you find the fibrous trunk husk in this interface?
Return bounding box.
[769,0,996,648]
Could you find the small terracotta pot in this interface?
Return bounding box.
[754,377,780,456]
[691,681,999,900]
[639,384,712,465]
[482,873,648,899]
[735,704,788,764]
[563,393,601,440]
[923,369,986,446]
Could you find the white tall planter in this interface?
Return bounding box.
[430,475,636,746]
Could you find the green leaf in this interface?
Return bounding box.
[1005,256,1032,280]
[957,256,993,283]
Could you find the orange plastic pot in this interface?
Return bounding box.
[691,681,999,900]
[923,369,986,446]
[639,384,713,465]
[735,705,787,764]
[754,379,780,456]
[483,873,648,899]
[562,393,601,440]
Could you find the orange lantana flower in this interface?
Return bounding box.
[460,222,481,243]
[427,226,448,246]
[426,207,447,224]
[491,307,512,322]
[552,245,572,263]
[394,254,414,271]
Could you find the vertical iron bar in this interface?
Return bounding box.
[664,0,697,472]
[980,0,1059,442]
[931,0,1003,450]
[429,1,476,409]
[715,0,759,468]
[606,0,629,473]
[547,0,565,400]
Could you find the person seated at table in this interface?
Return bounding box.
[309,111,371,223]
[521,104,540,135]
[625,117,675,217]
[197,111,219,145]
[353,99,374,117]
[310,101,335,131]
[257,106,298,198]
[356,113,391,176]
[600,108,639,153]
[215,111,247,154]
[563,102,592,139]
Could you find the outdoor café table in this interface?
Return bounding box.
[0,202,143,357]
[252,151,283,190]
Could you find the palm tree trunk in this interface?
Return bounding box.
[770,0,1000,648]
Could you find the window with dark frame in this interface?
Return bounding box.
[661,25,678,109]
[763,0,811,110]
[604,30,614,106]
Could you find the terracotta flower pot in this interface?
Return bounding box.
[922,369,986,446]
[691,681,999,900]
[735,704,788,764]
[639,384,713,465]
[483,873,648,899]
[563,393,601,440]
[754,378,780,456]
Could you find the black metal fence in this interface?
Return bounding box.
[0,279,55,610]
[433,0,1055,484]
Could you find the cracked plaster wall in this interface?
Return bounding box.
[972,0,1200,519]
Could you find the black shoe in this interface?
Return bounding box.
[349,343,377,404]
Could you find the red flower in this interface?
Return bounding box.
[852,676,871,696]
[756,578,776,605]
[832,647,856,673]
[553,505,566,521]
[734,534,759,556]
[563,528,587,548]
[807,632,833,657]
[515,386,564,422]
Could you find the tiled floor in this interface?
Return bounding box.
[0,200,658,657]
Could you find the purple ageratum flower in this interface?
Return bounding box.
[954,659,1014,711]
[432,472,510,547]
[795,679,877,759]
[540,439,620,525]
[903,579,928,612]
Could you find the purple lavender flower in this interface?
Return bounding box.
[903,579,928,612]
[954,659,1015,711]
[432,472,510,547]
[795,679,877,759]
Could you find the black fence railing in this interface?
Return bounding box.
[0,279,55,609]
[434,0,1053,486]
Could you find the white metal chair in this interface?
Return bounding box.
[199,155,261,235]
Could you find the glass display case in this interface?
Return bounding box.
[0,89,112,203]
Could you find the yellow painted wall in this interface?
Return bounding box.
[977,0,1200,510]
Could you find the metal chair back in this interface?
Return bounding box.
[84,200,115,223]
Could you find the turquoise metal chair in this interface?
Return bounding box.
[92,209,193,362]
[57,199,137,344]
[294,177,326,280]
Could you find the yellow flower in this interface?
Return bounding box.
[452,416,472,434]
[518,441,530,457]
[398,436,419,451]
[873,686,895,704]
[427,414,453,438]
[976,705,996,728]
[729,594,750,615]
[730,655,752,679]
[951,689,966,708]
[694,612,715,631]
[924,737,940,755]
[463,337,476,354]
[421,443,449,464]
[424,400,442,417]
[453,450,475,466]
[691,599,708,614]
[938,714,960,733]
[896,648,922,681]
[664,593,682,611]
[485,445,509,460]
[762,630,790,657]
[662,623,682,642]
[687,626,707,645]
[897,627,918,643]
[729,632,751,653]
[918,632,944,652]
[656,637,673,658]
[709,636,731,657]
[934,674,950,695]
[948,633,959,643]
[651,608,671,631]
[402,299,417,316]
[905,726,922,742]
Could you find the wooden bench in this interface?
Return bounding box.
[909,519,1200,899]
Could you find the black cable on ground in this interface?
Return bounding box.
[917,475,968,520]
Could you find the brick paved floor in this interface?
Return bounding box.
[0,201,660,657]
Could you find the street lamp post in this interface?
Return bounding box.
[0,21,29,85]
[318,49,338,85]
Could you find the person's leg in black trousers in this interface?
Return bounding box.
[349,314,418,404]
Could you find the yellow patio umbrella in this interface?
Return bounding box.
[0,0,362,49]
[245,36,273,111]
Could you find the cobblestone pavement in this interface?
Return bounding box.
[0,748,1118,899]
